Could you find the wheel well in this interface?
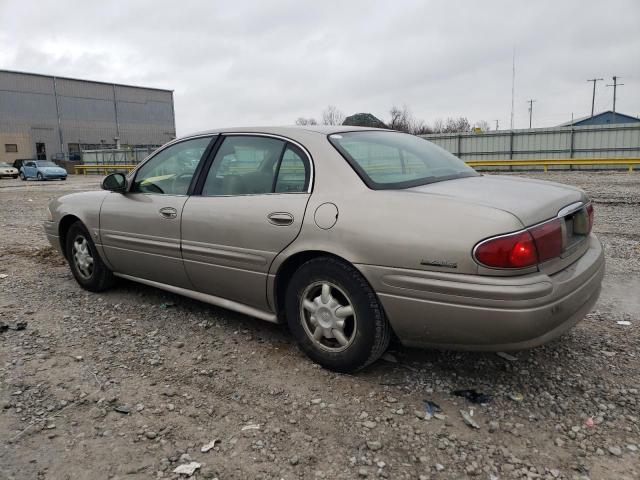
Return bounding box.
[58,215,81,258]
[273,250,354,317]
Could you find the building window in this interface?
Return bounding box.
[5,144,18,153]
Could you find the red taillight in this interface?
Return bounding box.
[474,231,538,269]
[475,217,565,269]
[529,218,563,263]
[586,203,594,233]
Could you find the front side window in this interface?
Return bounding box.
[132,137,212,195]
[202,136,309,196]
[329,131,478,189]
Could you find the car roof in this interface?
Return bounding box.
[184,125,390,140]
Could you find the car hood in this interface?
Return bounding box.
[41,167,67,173]
[408,174,587,227]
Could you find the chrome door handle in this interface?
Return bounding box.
[267,212,294,226]
[159,207,177,219]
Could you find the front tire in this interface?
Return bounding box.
[65,221,115,292]
[285,257,391,372]
[12,175,18,179]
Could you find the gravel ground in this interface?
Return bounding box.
[1,172,639,480]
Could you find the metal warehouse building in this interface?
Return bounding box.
[0,69,176,164]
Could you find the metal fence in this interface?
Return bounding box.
[81,147,158,166]
[420,123,640,162]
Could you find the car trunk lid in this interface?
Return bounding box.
[409,174,587,227]
[409,175,592,274]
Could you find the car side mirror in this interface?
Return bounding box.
[102,173,127,192]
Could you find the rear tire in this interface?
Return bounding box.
[285,257,391,373]
[65,221,115,292]
[19,172,26,181]
[37,172,43,181]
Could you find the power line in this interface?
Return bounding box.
[606,75,624,114]
[527,99,537,128]
[586,78,604,118]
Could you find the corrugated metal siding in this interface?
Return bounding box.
[0,70,175,159]
[422,124,640,162]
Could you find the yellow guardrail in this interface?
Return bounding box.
[466,158,640,173]
[74,164,137,175]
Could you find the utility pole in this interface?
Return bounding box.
[494,119,499,131]
[510,47,516,130]
[527,99,537,129]
[586,78,603,117]
[607,76,624,114]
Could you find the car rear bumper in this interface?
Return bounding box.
[356,234,604,351]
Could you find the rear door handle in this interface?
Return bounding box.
[267,212,294,226]
[159,207,177,219]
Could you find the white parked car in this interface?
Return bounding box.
[0,162,19,179]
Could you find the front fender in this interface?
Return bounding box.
[47,191,110,262]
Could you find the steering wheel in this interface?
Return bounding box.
[170,173,194,194]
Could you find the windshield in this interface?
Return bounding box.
[36,161,58,168]
[329,131,478,189]
[0,162,11,168]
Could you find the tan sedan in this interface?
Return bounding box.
[44,126,604,372]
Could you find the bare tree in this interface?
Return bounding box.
[440,117,471,133]
[388,105,412,133]
[295,117,317,126]
[388,105,433,135]
[431,118,445,134]
[411,120,433,135]
[321,105,345,126]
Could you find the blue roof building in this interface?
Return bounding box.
[559,110,640,127]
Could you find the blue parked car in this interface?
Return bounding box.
[19,160,67,181]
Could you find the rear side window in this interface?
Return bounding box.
[275,146,309,193]
[329,131,478,189]
[202,136,310,196]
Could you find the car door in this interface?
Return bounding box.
[100,135,215,288]
[24,161,37,177]
[181,134,312,310]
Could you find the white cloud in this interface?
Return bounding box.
[1,0,639,135]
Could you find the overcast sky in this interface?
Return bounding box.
[1,0,639,135]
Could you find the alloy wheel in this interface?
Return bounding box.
[299,281,357,352]
[72,235,94,279]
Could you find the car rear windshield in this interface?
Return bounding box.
[329,131,478,189]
